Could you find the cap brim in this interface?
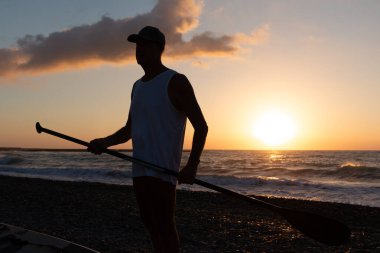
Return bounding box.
[127,34,140,43]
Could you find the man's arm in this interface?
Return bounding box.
[169,74,208,184]
[87,114,131,154]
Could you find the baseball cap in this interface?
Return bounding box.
[127,26,165,48]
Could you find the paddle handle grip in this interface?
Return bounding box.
[36,122,88,146]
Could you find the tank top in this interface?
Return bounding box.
[130,69,186,185]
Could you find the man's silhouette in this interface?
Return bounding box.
[88,26,208,253]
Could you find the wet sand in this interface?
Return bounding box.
[0,175,379,252]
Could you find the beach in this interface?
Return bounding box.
[0,175,379,252]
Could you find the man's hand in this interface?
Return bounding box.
[178,163,198,185]
[87,138,107,155]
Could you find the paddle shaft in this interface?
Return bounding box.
[35,122,280,212]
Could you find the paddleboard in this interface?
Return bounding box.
[0,223,100,253]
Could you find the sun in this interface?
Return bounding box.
[252,111,297,147]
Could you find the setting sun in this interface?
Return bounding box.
[252,111,297,147]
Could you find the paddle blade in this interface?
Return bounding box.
[280,208,351,246]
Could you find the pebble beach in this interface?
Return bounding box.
[0,175,379,252]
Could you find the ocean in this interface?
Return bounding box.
[0,149,379,207]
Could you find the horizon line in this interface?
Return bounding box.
[1,147,379,152]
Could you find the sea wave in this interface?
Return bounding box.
[0,166,131,182]
[199,164,380,182]
[0,155,23,165]
[338,165,380,179]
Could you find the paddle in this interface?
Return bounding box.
[35,122,351,246]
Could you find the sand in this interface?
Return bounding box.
[0,175,379,252]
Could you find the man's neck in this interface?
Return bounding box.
[141,62,168,82]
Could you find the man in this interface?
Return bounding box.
[87,26,208,253]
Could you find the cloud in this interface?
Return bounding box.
[0,0,269,78]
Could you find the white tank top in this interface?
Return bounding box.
[130,69,186,185]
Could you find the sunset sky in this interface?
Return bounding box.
[1,0,379,150]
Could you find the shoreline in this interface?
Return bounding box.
[0,175,379,252]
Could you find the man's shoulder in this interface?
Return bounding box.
[168,73,193,102]
[170,73,190,88]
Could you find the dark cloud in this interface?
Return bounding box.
[0,0,269,78]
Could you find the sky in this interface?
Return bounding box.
[0,0,379,150]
